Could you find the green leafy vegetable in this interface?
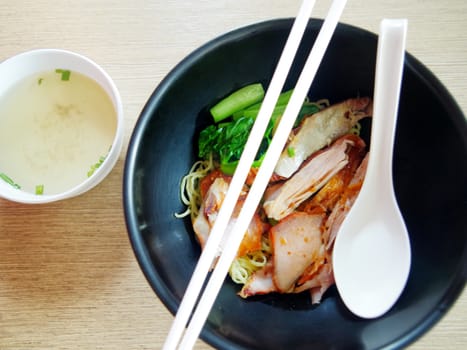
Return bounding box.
[199,115,276,175]
[0,173,21,189]
[55,69,71,81]
[35,184,44,195]
[210,83,265,123]
[199,85,324,175]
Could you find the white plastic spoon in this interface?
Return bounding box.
[332,19,411,319]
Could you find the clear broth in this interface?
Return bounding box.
[0,70,117,195]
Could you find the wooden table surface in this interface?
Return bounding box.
[0,1,465,349]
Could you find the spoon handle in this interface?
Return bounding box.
[365,19,407,192]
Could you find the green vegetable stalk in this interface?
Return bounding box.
[87,155,106,177]
[209,83,265,123]
[0,173,21,189]
[35,184,44,195]
[55,69,71,81]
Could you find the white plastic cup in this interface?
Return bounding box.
[0,49,124,203]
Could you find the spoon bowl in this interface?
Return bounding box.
[332,19,412,318]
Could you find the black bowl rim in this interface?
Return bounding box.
[123,18,467,350]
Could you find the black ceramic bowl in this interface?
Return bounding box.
[123,19,467,349]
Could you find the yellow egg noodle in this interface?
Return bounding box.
[175,154,215,221]
[175,153,270,283]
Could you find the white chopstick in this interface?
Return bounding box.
[164,0,347,349]
[178,1,348,348]
[162,1,315,349]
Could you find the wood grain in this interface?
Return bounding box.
[0,1,465,349]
